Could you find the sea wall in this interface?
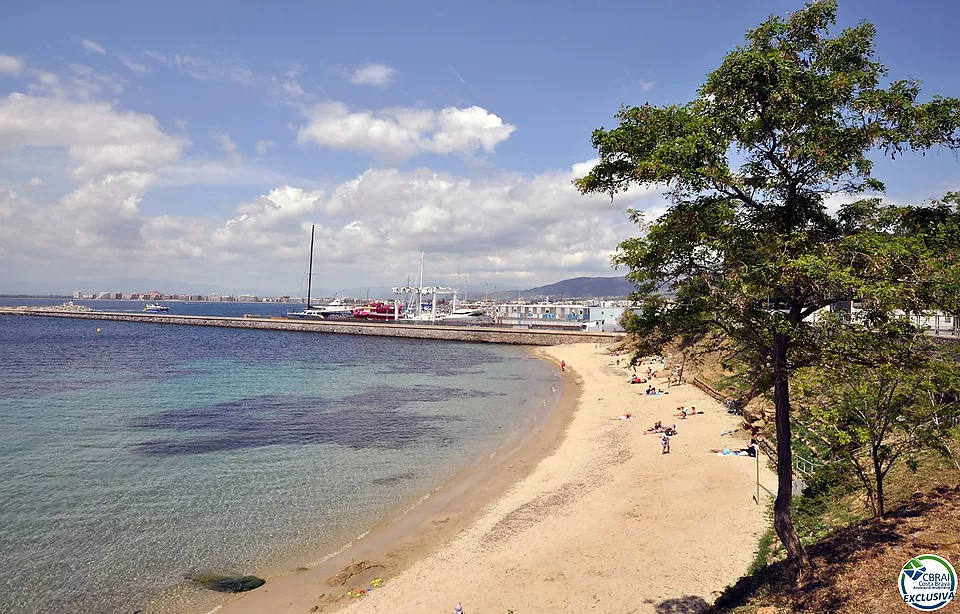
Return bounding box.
[0,309,622,346]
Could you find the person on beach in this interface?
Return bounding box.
[661,432,671,454]
[454,602,464,614]
[560,360,566,372]
[644,421,663,433]
[710,439,758,456]
[664,424,678,436]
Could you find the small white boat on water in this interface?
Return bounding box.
[143,303,169,312]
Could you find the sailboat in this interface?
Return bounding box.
[287,225,323,319]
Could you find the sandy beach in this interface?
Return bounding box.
[212,342,775,614]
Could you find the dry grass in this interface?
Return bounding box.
[714,482,960,614]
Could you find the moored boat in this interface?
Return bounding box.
[353,302,400,321]
[143,303,169,312]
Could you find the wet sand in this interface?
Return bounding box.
[203,347,578,614]
[209,343,775,614]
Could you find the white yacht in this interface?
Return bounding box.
[143,303,169,312]
[316,296,354,317]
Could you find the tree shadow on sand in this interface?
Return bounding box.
[645,596,712,614]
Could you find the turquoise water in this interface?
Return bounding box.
[0,316,556,613]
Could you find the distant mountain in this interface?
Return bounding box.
[491,276,635,300]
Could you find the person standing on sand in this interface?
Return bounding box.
[661,432,671,454]
[560,360,566,372]
[454,602,464,614]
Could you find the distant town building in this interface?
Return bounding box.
[494,301,636,332]
[73,290,82,299]
[206,293,221,302]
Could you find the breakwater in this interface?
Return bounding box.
[0,308,622,346]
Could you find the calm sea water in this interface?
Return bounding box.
[0,313,557,613]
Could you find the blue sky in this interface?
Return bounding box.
[0,0,957,295]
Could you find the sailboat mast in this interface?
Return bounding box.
[306,224,315,308]
[418,251,425,317]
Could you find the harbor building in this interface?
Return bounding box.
[494,302,636,331]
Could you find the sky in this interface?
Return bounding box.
[0,0,958,295]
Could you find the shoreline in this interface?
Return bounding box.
[195,347,580,614]
[195,343,775,614]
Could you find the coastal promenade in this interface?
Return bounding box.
[0,308,622,346]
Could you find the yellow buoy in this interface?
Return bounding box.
[96,328,101,334]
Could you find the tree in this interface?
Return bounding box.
[575,0,960,578]
[799,316,960,518]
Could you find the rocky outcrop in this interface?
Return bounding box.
[205,575,266,593]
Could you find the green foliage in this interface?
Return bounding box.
[797,316,960,516]
[575,0,960,568]
[792,459,862,544]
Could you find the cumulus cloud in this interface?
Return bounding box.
[297,102,515,160]
[0,54,23,75]
[255,139,274,155]
[25,176,42,187]
[202,161,661,282]
[638,80,654,92]
[0,93,187,178]
[0,158,664,288]
[81,39,106,55]
[349,63,397,87]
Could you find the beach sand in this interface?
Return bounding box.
[211,342,775,614]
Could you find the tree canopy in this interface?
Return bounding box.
[576,0,960,578]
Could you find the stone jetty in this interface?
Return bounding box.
[0,308,622,346]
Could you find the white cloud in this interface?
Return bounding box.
[26,65,126,99]
[297,101,516,160]
[119,54,150,73]
[0,158,664,288]
[143,49,168,64]
[81,39,107,55]
[211,132,238,155]
[0,93,187,178]
[349,63,397,87]
[140,49,254,86]
[202,161,660,282]
[638,80,654,92]
[0,54,23,75]
[25,176,42,187]
[255,140,274,155]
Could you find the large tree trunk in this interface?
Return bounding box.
[772,332,809,580]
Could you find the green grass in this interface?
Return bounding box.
[747,525,777,575]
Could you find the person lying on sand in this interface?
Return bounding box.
[609,412,633,421]
[644,421,663,433]
[629,376,645,384]
[663,424,678,436]
[710,439,758,457]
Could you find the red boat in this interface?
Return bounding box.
[353,301,400,321]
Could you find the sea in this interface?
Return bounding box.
[0,299,558,613]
